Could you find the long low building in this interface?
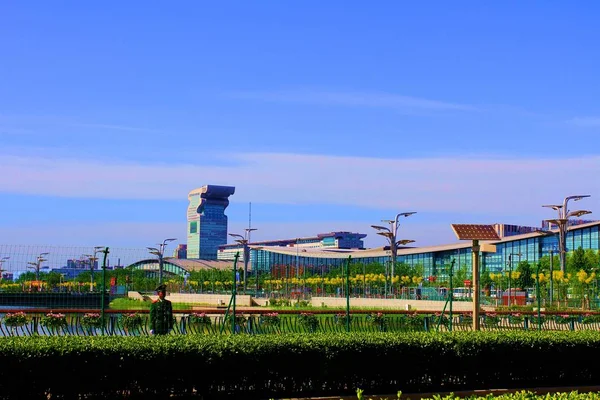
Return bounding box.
[129,221,599,282]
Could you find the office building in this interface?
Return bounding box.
[187,185,235,260]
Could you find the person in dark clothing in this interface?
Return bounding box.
[150,284,173,335]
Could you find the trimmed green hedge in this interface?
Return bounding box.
[0,332,599,399]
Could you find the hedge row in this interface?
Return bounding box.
[0,331,599,399]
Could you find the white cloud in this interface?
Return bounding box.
[568,117,600,127]
[0,152,598,218]
[228,89,476,112]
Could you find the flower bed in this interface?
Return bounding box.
[81,313,102,328]
[3,312,28,327]
[120,313,143,330]
[41,312,67,329]
[189,312,211,325]
[298,312,319,332]
[260,312,280,326]
[367,312,387,327]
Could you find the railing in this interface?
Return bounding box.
[2,310,600,336]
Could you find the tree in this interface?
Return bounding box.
[515,261,534,289]
[569,246,587,273]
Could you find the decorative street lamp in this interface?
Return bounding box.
[0,256,9,282]
[506,252,522,306]
[229,228,257,293]
[543,195,592,273]
[147,238,177,285]
[371,212,416,297]
[27,252,49,281]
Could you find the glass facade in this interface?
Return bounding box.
[186,185,235,260]
[252,222,600,280]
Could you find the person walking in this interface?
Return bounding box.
[150,284,174,335]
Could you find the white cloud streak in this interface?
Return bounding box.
[569,117,600,127]
[1,152,598,216]
[228,90,476,112]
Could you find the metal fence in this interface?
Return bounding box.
[2,310,599,337]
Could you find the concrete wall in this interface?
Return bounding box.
[128,292,253,307]
[127,292,493,311]
[311,297,495,312]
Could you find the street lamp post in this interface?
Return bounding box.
[543,195,592,273]
[147,238,177,285]
[27,252,49,281]
[0,256,9,282]
[506,252,521,306]
[372,212,416,297]
[229,228,257,294]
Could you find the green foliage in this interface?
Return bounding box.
[109,297,149,310]
[297,312,319,331]
[3,312,28,327]
[569,246,588,273]
[581,313,600,324]
[189,312,211,325]
[120,312,143,329]
[80,313,102,328]
[515,261,534,289]
[2,332,600,399]
[40,312,67,329]
[260,312,280,326]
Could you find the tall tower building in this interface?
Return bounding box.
[187,185,235,260]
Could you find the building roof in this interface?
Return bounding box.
[163,258,233,271]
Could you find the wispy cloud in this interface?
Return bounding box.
[228,89,476,112]
[70,123,161,133]
[0,152,597,218]
[568,117,600,127]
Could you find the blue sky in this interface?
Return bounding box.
[1,1,599,253]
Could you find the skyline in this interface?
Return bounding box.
[1,2,599,250]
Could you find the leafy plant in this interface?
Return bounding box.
[507,313,523,323]
[554,314,574,324]
[298,312,319,332]
[81,313,103,328]
[367,312,387,326]
[581,313,600,324]
[334,312,351,325]
[41,312,67,329]
[120,313,143,330]
[3,311,28,327]
[260,312,280,326]
[189,312,211,325]
[482,312,500,326]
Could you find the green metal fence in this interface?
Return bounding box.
[2,310,600,336]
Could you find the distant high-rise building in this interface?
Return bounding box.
[187,185,235,260]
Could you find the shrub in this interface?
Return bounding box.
[298,312,319,332]
[3,312,28,327]
[367,312,387,326]
[581,313,600,324]
[41,312,67,329]
[554,314,573,324]
[508,313,523,323]
[260,312,280,326]
[81,313,103,328]
[483,312,500,326]
[334,312,351,326]
[120,313,143,330]
[189,312,211,325]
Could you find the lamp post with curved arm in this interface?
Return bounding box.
[147,238,177,285]
[543,195,592,273]
[229,228,257,294]
[0,256,9,282]
[27,252,49,281]
[372,212,416,297]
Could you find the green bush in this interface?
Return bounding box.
[1,332,600,399]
